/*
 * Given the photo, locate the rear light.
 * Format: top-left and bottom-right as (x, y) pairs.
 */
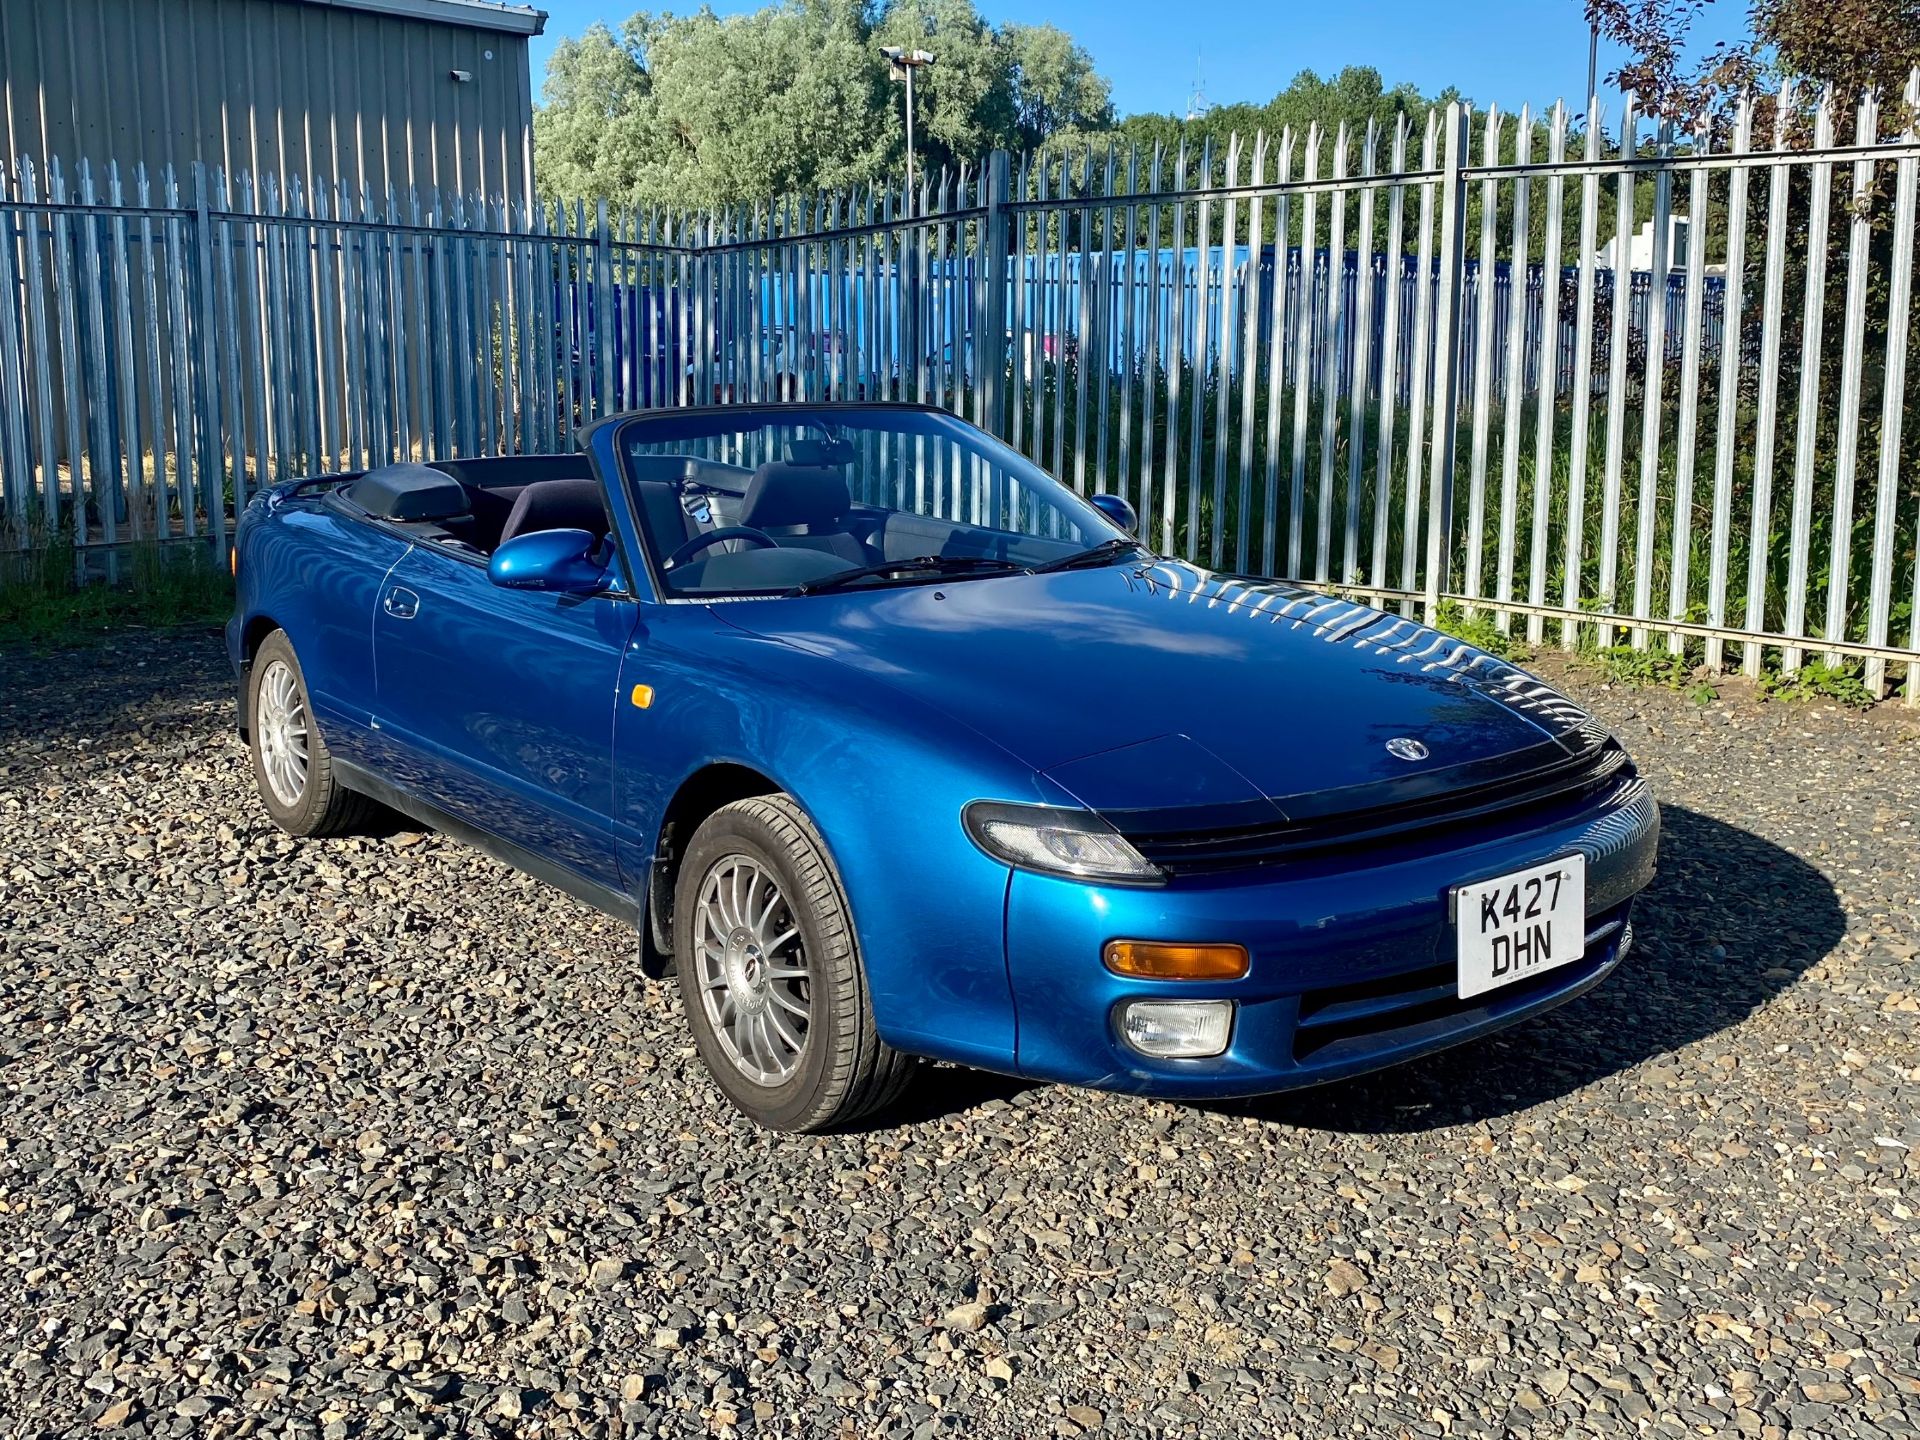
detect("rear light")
(1103, 940), (1248, 980)
(1120, 1000), (1234, 1058)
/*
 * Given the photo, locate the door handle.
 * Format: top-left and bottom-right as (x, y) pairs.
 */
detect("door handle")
(383, 586), (420, 620)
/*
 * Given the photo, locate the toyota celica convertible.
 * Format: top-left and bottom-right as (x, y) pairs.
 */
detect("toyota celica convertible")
(228, 401), (1660, 1131)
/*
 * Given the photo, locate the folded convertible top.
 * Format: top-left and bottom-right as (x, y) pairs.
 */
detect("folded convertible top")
(346, 463), (471, 522)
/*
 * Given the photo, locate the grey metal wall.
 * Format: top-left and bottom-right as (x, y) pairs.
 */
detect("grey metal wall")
(0, 0), (536, 205)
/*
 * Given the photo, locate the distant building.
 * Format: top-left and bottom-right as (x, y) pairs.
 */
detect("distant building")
(1594, 214), (1696, 275)
(0, 0), (547, 205)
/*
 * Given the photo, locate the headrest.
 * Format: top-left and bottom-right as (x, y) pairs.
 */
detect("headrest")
(499, 478), (610, 546)
(741, 462), (851, 530)
(347, 463), (470, 522)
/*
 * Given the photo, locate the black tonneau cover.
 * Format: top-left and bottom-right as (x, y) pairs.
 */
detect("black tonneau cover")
(345, 463), (470, 522)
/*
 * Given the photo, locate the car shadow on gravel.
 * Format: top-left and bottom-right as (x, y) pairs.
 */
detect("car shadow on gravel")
(0, 635), (229, 746)
(1208, 804), (1845, 1134)
(881, 1064), (1040, 1125)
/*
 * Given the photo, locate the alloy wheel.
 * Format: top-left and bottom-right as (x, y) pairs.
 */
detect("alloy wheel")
(256, 659), (310, 807)
(692, 855), (812, 1085)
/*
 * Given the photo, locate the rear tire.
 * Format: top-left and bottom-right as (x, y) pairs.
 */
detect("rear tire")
(247, 630), (377, 838)
(673, 795), (916, 1132)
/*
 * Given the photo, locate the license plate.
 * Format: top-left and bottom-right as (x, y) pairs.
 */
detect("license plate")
(1454, 855), (1587, 999)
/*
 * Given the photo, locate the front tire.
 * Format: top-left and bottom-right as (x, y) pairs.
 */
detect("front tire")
(247, 630), (376, 837)
(673, 795), (916, 1132)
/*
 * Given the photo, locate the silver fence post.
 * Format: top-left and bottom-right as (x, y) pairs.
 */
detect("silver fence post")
(0, 164), (33, 526)
(701, 213), (717, 404)
(902, 203), (922, 405)
(594, 200), (614, 420)
(192, 164), (227, 557)
(1423, 102), (1471, 616)
(981, 150), (1011, 439)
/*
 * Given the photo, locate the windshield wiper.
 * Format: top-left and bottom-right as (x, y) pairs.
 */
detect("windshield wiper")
(1028, 537), (1149, 574)
(793, 554), (1028, 596)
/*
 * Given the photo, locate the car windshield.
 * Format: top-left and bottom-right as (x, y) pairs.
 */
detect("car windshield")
(614, 405), (1135, 598)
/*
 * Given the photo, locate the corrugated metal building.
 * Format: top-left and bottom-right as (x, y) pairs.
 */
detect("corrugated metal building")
(0, 0), (547, 204)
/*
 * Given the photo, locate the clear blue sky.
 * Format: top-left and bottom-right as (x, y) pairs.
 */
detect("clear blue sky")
(525, 0), (1754, 119)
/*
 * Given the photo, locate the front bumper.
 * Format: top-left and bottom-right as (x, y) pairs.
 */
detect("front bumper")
(1006, 779), (1660, 1096)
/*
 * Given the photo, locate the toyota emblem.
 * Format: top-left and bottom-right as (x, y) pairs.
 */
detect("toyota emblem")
(1385, 737), (1429, 762)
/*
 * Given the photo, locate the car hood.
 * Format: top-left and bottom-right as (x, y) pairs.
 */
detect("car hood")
(712, 560), (1604, 822)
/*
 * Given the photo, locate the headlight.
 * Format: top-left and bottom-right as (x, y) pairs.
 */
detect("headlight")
(962, 801), (1164, 885)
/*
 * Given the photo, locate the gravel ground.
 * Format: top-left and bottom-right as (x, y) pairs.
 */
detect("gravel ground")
(3, 631), (1919, 1440)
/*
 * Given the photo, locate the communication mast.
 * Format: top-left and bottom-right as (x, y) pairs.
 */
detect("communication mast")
(1185, 54), (1210, 122)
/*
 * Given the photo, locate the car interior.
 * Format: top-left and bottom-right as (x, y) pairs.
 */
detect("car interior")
(338, 437), (1091, 595)
(339, 456), (612, 558)
(630, 436), (1094, 593)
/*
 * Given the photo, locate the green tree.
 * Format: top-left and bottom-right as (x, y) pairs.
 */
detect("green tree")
(534, 0), (1110, 208)
(533, 20), (653, 205)
(1001, 22), (1114, 150)
(1755, 0), (1920, 103)
(1057, 67), (1461, 246)
(1586, 0), (1920, 116)
(1108, 67), (1452, 166)
(870, 0), (1012, 177)
(536, 1), (894, 210)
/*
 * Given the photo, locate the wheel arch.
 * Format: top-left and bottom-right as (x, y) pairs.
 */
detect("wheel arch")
(621, 632), (1030, 1068)
(642, 761), (786, 977)
(241, 613), (284, 661)
(234, 614), (285, 740)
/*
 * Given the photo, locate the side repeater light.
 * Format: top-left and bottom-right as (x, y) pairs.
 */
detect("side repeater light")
(1103, 940), (1249, 981)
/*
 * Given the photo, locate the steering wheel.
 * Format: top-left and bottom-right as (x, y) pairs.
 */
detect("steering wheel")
(663, 526), (778, 572)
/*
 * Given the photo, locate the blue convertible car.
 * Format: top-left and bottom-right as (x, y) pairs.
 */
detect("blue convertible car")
(228, 402), (1659, 1131)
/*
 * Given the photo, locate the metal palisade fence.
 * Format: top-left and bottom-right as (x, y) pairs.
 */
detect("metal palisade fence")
(1, 78), (1917, 701)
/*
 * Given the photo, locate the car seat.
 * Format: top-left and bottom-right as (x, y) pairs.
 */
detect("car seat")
(738, 461), (875, 565)
(497, 479), (610, 546)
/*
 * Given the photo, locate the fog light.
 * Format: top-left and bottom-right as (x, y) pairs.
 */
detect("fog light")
(1119, 1000), (1234, 1059)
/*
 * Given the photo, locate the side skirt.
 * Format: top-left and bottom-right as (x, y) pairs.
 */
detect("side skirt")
(332, 758), (644, 929)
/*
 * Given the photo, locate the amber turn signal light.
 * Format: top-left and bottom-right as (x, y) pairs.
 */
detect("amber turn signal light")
(1103, 940), (1249, 981)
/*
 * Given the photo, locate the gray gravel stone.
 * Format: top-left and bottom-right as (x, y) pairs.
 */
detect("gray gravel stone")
(2, 635), (1919, 1439)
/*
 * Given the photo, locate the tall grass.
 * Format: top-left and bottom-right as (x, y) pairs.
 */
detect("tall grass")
(0, 523), (232, 647)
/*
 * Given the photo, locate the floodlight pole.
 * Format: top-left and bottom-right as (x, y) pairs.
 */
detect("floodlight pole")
(881, 46), (936, 216)
(1587, 22), (1599, 111)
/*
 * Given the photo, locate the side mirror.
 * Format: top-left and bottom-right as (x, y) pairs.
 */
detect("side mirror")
(488, 528), (609, 593)
(1089, 492), (1138, 535)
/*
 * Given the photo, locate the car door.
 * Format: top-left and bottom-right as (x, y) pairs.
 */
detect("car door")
(248, 502), (416, 766)
(369, 543), (641, 891)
